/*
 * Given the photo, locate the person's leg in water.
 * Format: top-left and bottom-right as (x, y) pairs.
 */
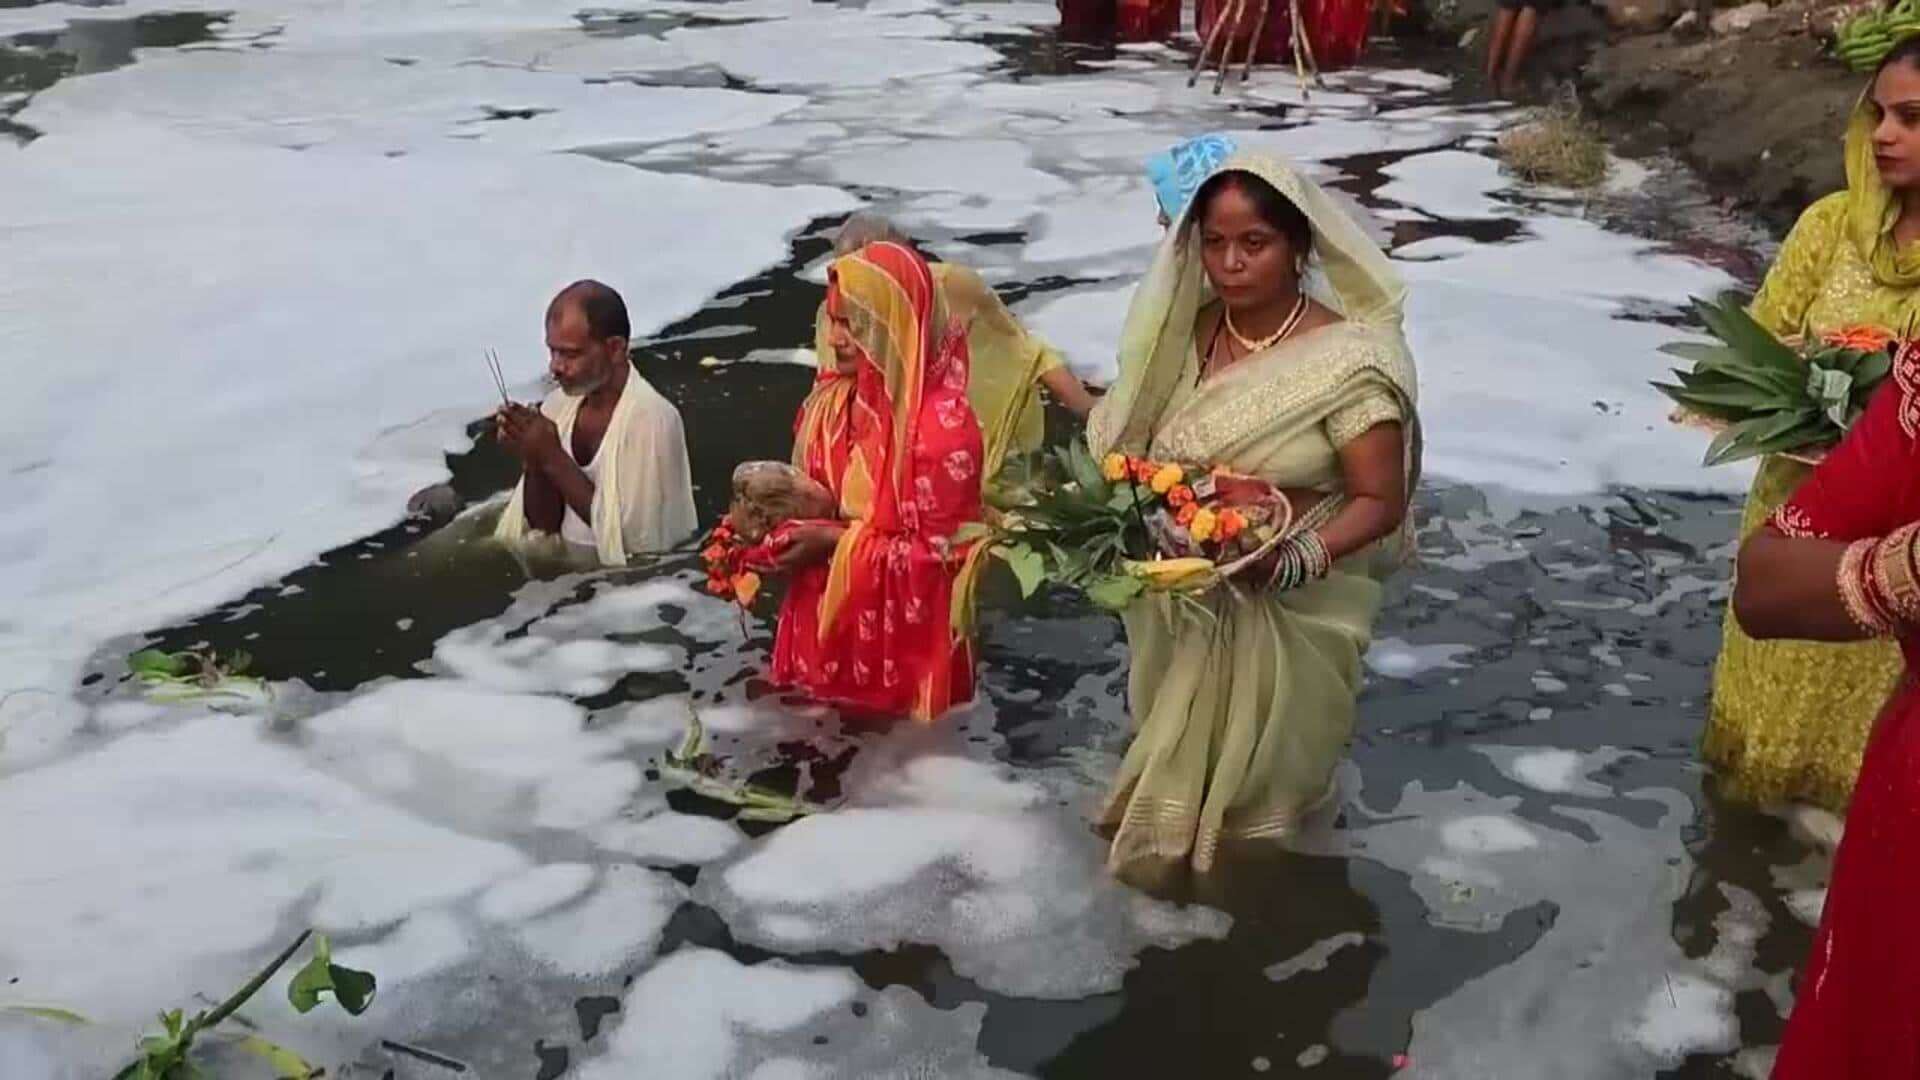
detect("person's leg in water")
(1498, 4), (1541, 95)
(1484, 6), (1517, 84)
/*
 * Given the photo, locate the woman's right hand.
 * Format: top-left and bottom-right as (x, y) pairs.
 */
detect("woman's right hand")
(769, 522), (845, 574)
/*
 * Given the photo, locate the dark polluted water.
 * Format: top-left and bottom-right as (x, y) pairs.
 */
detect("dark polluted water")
(38, 21), (1819, 1080)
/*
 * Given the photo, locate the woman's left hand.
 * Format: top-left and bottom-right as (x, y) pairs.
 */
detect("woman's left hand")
(770, 523), (845, 572)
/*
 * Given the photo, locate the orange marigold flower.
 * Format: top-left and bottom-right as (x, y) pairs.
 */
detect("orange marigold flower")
(1218, 509), (1246, 540)
(1130, 458), (1157, 483)
(1824, 325), (1896, 353)
(1167, 484), (1195, 508)
(732, 571), (762, 606)
(1175, 502), (1200, 527)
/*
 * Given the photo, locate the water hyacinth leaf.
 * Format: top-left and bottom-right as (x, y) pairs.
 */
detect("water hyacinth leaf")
(237, 1036), (317, 1079)
(1058, 444), (1108, 501)
(2, 1005), (90, 1025)
(1085, 575), (1146, 612)
(995, 544), (1047, 598)
(950, 521), (997, 547)
(288, 935), (376, 1016)
(128, 649), (188, 678)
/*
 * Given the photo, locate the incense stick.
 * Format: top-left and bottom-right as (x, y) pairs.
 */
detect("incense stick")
(484, 348), (511, 406)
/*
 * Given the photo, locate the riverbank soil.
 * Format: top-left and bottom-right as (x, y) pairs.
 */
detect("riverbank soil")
(1584, 4), (1860, 233)
(1413, 0), (1861, 233)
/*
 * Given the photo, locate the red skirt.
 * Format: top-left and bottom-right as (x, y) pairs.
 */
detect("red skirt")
(1774, 673), (1920, 1077)
(1196, 0), (1373, 68)
(1058, 0), (1178, 42)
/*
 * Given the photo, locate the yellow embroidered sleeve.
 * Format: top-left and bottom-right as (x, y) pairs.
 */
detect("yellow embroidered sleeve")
(1749, 193), (1847, 339)
(1325, 391), (1403, 448)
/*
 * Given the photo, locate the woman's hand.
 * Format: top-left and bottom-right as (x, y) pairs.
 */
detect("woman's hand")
(770, 522), (845, 573)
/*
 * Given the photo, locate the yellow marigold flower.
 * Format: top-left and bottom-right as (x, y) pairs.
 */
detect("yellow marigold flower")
(1102, 452), (1130, 481)
(1188, 507), (1218, 543)
(1149, 463), (1185, 494)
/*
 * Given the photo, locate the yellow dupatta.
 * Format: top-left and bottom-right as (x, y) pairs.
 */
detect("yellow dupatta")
(1846, 91), (1920, 290)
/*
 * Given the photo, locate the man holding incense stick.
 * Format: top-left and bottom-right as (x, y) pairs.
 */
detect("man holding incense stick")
(492, 280), (697, 565)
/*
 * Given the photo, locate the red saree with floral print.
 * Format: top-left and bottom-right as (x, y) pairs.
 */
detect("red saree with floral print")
(770, 242), (985, 723)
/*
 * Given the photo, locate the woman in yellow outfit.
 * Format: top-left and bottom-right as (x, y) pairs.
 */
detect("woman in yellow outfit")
(815, 214), (1098, 481)
(1706, 79), (1920, 810)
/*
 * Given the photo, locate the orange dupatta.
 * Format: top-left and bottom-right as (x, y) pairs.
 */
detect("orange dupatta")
(775, 242), (985, 721)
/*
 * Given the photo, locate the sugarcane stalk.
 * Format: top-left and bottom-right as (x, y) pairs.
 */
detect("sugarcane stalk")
(1214, 0), (1248, 93)
(1240, 0), (1271, 82)
(1296, 0), (1326, 87)
(1190, 0), (1235, 87)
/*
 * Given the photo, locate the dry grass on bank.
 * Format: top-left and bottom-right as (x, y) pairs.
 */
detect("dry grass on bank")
(1499, 95), (1610, 189)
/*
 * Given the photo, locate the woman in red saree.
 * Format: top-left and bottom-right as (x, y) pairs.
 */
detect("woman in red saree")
(766, 241), (985, 723)
(1734, 346), (1920, 1076)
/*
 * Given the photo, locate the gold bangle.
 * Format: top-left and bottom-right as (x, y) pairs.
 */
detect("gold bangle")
(1873, 524), (1920, 625)
(1839, 537), (1894, 636)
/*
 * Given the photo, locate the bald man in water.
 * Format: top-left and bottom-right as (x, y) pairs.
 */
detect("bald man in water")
(493, 280), (697, 565)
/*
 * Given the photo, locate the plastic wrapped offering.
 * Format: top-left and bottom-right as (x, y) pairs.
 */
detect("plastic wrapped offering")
(727, 461), (836, 543)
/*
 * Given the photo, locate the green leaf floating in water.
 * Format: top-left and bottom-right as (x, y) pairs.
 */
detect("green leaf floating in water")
(237, 1035), (318, 1079)
(1, 1004), (90, 1025)
(128, 649), (189, 678)
(288, 934), (376, 1016)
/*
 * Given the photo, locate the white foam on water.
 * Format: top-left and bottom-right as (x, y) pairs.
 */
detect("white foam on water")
(1296, 772), (1737, 1077)
(1020, 281), (1137, 385)
(1264, 932), (1367, 983)
(0, 122), (853, 704)
(662, 9), (1000, 89)
(1365, 637), (1476, 679)
(512, 863), (684, 977)
(1477, 746), (1626, 798)
(1377, 149), (1512, 221)
(1398, 219), (1750, 494)
(1439, 815), (1540, 855)
(0, 715), (526, 1026)
(701, 748), (1230, 999)
(19, 51), (804, 154)
(573, 948), (856, 1080)
(477, 863), (598, 923)
(826, 137), (1074, 201)
(1785, 888), (1827, 927)
(596, 811), (744, 865)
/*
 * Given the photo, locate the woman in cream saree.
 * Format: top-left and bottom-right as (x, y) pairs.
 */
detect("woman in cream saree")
(1087, 151), (1419, 881)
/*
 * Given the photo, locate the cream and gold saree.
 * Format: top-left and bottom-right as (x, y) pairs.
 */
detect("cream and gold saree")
(1087, 152), (1420, 881)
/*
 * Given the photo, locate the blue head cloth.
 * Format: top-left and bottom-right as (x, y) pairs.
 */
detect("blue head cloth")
(1145, 133), (1238, 221)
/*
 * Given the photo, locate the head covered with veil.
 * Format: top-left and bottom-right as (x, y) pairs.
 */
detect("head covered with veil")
(1091, 150), (1418, 491)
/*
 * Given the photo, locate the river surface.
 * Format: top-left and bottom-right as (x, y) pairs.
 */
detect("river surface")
(0, 1), (1824, 1077)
